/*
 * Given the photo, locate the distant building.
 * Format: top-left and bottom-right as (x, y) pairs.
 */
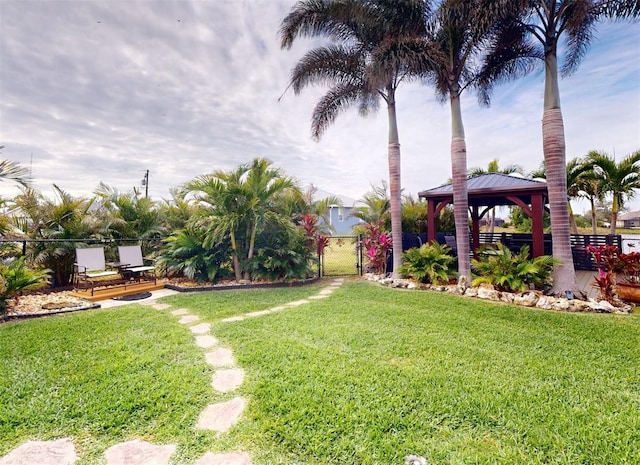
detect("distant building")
(616, 211), (640, 229)
(313, 189), (363, 235)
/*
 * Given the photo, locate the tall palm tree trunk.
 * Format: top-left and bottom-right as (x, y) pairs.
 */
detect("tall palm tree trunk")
(590, 198), (598, 235)
(387, 90), (403, 278)
(229, 230), (242, 281)
(568, 201), (578, 234)
(610, 194), (620, 235)
(450, 93), (471, 284)
(543, 54), (576, 293)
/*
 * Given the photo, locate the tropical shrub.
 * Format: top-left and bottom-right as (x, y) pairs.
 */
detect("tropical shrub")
(400, 241), (456, 285)
(471, 242), (557, 293)
(244, 225), (314, 281)
(0, 257), (50, 314)
(157, 226), (232, 283)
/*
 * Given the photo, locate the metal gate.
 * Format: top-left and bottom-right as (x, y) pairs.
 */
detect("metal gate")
(320, 235), (362, 276)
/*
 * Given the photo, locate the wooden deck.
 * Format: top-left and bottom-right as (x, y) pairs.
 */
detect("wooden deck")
(70, 281), (166, 302)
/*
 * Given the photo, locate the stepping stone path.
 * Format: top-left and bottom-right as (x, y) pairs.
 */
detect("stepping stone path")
(1, 278), (345, 465)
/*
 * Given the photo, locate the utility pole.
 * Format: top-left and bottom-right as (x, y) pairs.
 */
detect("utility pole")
(141, 170), (149, 198)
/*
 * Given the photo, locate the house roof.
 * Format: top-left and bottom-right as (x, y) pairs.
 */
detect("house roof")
(418, 173), (548, 207)
(618, 211), (640, 221)
(312, 188), (359, 208)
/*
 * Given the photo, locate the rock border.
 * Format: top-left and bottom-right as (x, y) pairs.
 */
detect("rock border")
(365, 273), (632, 314)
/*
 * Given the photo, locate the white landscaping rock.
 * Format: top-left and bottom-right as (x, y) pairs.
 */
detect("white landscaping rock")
(513, 292), (539, 307)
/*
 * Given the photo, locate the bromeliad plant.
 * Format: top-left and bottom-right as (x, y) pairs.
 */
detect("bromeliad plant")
(471, 242), (557, 293)
(400, 241), (457, 285)
(361, 220), (392, 275)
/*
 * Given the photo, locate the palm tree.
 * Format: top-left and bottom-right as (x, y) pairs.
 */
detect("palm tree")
(351, 181), (391, 226)
(587, 150), (640, 235)
(15, 185), (99, 286)
(94, 183), (165, 255)
(468, 158), (524, 233)
(186, 158), (296, 281)
(422, 0), (535, 284)
(0, 160), (30, 188)
(487, 0), (640, 292)
(279, 0), (430, 277)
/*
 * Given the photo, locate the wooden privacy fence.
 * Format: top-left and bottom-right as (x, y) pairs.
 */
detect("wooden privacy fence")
(477, 233), (622, 271)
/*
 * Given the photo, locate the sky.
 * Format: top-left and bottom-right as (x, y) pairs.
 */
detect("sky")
(1, 0), (639, 214)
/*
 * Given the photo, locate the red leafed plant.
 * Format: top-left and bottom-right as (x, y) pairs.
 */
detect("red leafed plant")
(586, 245), (618, 303)
(300, 214), (329, 256)
(361, 220), (392, 274)
(586, 244), (640, 303)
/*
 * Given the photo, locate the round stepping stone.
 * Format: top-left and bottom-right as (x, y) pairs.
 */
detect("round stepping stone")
(178, 315), (199, 325)
(104, 440), (176, 465)
(196, 335), (218, 348)
(222, 316), (245, 322)
(196, 397), (246, 432)
(152, 303), (171, 310)
(171, 308), (189, 315)
(0, 438), (77, 465)
(285, 300), (309, 307)
(204, 348), (234, 366)
(194, 451), (252, 465)
(212, 368), (245, 393)
(190, 323), (211, 334)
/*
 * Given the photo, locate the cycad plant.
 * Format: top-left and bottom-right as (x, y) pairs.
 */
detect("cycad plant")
(157, 226), (232, 284)
(400, 241), (456, 285)
(0, 257), (50, 314)
(471, 242), (558, 293)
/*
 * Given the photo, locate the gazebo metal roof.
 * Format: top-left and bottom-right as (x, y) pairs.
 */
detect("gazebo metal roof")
(418, 173), (548, 207)
(419, 173), (549, 257)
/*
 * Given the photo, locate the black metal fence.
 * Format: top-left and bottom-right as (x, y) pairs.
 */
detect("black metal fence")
(321, 235), (362, 277)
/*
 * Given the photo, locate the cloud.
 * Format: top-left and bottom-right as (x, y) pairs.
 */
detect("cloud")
(1, 0), (638, 214)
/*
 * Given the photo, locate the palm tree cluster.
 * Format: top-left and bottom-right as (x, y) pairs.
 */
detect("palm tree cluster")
(279, 0), (639, 292)
(566, 150), (640, 235)
(0, 157), (341, 289)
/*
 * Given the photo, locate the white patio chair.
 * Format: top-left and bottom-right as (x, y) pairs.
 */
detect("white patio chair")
(117, 245), (156, 283)
(74, 247), (119, 294)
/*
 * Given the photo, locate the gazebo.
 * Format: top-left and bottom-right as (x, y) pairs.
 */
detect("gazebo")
(418, 173), (548, 257)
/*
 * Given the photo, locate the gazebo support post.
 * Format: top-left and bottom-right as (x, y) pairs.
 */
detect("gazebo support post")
(531, 193), (545, 258)
(471, 205), (480, 257)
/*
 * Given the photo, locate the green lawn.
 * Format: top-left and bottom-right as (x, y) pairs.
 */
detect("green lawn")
(2, 280), (639, 464)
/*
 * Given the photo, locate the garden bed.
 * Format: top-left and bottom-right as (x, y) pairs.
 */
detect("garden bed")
(164, 276), (319, 292)
(2, 291), (99, 322)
